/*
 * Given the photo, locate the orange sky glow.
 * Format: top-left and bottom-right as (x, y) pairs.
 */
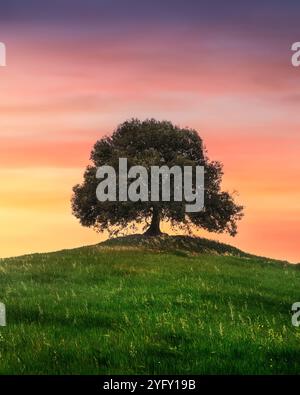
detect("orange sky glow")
(1, 14), (300, 262)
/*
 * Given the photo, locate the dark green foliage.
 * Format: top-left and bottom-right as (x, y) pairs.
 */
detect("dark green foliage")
(72, 119), (243, 236)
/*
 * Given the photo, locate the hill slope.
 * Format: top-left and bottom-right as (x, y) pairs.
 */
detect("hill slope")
(0, 236), (299, 374)
(101, 234), (277, 260)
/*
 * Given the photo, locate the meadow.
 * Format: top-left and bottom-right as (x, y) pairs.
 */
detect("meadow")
(0, 236), (299, 374)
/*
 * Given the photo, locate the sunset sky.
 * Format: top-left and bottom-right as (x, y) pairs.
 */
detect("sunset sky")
(0, 1), (300, 262)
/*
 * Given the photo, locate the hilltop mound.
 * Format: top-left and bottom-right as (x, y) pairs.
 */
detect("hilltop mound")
(0, 234), (298, 374)
(100, 234), (254, 258)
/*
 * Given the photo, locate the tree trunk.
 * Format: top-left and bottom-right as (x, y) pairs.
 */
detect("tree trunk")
(144, 206), (162, 236)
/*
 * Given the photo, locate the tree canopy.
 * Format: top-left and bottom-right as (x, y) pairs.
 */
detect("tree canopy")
(72, 119), (243, 236)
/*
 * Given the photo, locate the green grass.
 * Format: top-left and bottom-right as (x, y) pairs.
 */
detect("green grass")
(0, 235), (299, 374)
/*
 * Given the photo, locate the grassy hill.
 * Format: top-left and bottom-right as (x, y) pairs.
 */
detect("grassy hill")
(0, 235), (299, 374)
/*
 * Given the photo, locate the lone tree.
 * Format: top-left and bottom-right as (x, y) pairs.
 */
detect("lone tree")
(72, 119), (243, 237)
